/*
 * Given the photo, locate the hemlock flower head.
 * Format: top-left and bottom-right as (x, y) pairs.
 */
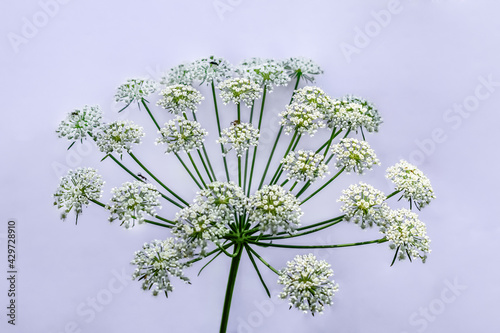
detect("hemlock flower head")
(161, 63), (195, 86)
(56, 105), (102, 142)
(281, 150), (328, 183)
(327, 95), (382, 133)
(278, 254), (338, 315)
(131, 238), (191, 297)
(156, 117), (207, 153)
(338, 182), (389, 229)
(279, 102), (325, 136)
(115, 79), (157, 105)
(238, 58), (290, 92)
(157, 84), (204, 114)
(291, 86), (334, 116)
(173, 203), (231, 256)
(248, 185), (302, 235)
(331, 138), (379, 174)
(384, 209), (431, 263)
(95, 120), (145, 156)
(218, 78), (262, 107)
(283, 57), (324, 83)
(109, 181), (161, 229)
(192, 56), (233, 85)
(54, 168), (104, 221)
(194, 181), (247, 217)
(386, 160), (435, 209)
(217, 122), (259, 157)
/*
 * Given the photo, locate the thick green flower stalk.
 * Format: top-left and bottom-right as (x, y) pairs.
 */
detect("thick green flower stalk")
(54, 56), (436, 333)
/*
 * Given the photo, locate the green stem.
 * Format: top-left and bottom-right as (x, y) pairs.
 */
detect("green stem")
(246, 245), (280, 275)
(246, 85), (267, 196)
(259, 220), (342, 241)
(108, 154), (184, 209)
(250, 238), (388, 250)
(386, 190), (401, 200)
(212, 81), (231, 182)
(258, 74), (301, 190)
(128, 152), (190, 206)
(192, 111), (217, 181)
(174, 152), (203, 190)
(243, 103), (255, 193)
(254, 216), (344, 239)
(269, 131), (300, 185)
(141, 99), (161, 131)
(300, 167), (346, 205)
(197, 149), (214, 183)
(187, 152), (208, 188)
(244, 245), (271, 297)
(219, 245), (243, 333)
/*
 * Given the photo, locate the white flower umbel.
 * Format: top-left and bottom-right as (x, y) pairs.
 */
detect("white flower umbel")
(283, 57), (324, 83)
(173, 203), (231, 256)
(386, 160), (436, 209)
(157, 84), (204, 115)
(56, 105), (102, 142)
(331, 138), (379, 174)
(291, 86), (334, 116)
(327, 95), (382, 133)
(281, 150), (328, 183)
(218, 78), (262, 107)
(131, 238), (191, 297)
(161, 63), (195, 86)
(278, 254), (338, 315)
(194, 181), (248, 217)
(338, 182), (389, 229)
(115, 79), (157, 105)
(192, 56), (233, 85)
(54, 168), (104, 221)
(156, 117), (207, 154)
(217, 122), (259, 157)
(280, 102), (325, 136)
(238, 58), (290, 92)
(95, 120), (144, 156)
(384, 209), (431, 263)
(248, 185), (302, 235)
(109, 181), (161, 229)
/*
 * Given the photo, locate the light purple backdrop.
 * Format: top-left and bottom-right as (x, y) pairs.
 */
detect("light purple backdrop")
(1, 0), (499, 332)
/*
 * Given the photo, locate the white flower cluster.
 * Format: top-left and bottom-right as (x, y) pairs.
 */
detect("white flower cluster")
(338, 182), (389, 229)
(278, 254), (338, 315)
(56, 105), (102, 142)
(281, 150), (328, 183)
(95, 121), (144, 156)
(217, 122), (260, 157)
(218, 78), (262, 107)
(53, 168), (104, 221)
(248, 185), (302, 235)
(327, 95), (382, 133)
(115, 78), (157, 105)
(108, 181), (161, 229)
(331, 138), (379, 174)
(194, 181), (247, 217)
(173, 203), (231, 256)
(291, 86), (334, 115)
(279, 102), (325, 135)
(238, 58), (290, 92)
(384, 209), (431, 263)
(283, 57), (324, 83)
(161, 63), (195, 86)
(386, 160), (436, 209)
(156, 117), (207, 153)
(192, 56), (233, 85)
(157, 84), (204, 114)
(131, 238), (191, 296)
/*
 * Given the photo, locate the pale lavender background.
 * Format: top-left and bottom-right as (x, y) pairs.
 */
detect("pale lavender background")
(1, 0), (499, 332)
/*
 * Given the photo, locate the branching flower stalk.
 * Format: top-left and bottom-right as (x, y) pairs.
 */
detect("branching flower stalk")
(54, 56), (436, 333)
